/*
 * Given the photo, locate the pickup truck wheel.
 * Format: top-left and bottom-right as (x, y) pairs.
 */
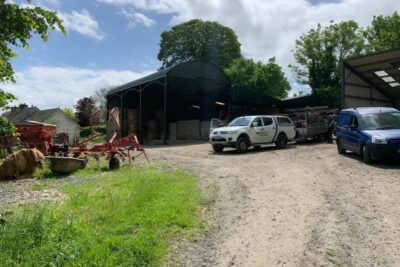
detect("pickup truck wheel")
(275, 134), (288, 149)
(236, 137), (249, 153)
(362, 145), (372, 163)
(337, 139), (346, 154)
(212, 144), (224, 153)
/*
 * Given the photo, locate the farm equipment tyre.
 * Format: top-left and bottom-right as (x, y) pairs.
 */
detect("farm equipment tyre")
(80, 158), (88, 169)
(109, 157), (120, 170)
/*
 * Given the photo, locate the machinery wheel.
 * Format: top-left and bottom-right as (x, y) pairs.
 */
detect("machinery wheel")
(362, 145), (372, 163)
(79, 158), (88, 169)
(212, 144), (224, 153)
(275, 134), (288, 149)
(109, 157), (120, 170)
(236, 137), (249, 153)
(337, 139), (346, 154)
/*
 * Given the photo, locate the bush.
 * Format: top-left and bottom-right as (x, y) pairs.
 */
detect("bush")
(80, 125), (107, 138)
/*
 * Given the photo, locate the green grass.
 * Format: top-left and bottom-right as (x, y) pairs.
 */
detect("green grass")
(0, 164), (203, 267)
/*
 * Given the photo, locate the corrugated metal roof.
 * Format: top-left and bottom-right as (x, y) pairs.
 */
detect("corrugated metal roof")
(106, 60), (231, 97)
(344, 48), (400, 99)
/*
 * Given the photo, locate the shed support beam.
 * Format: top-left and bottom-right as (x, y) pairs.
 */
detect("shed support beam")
(139, 85), (142, 143)
(164, 77), (167, 144)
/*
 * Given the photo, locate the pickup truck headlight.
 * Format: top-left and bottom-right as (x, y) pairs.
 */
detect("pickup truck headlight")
(223, 130), (237, 134)
(371, 136), (387, 144)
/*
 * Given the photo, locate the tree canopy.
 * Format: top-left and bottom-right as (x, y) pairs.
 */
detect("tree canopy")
(290, 21), (365, 107)
(365, 12), (400, 53)
(0, 0), (65, 83)
(225, 57), (291, 99)
(158, 19), (242, 70)
(74, 97), (99, 127)
(0, 0), (64, 136)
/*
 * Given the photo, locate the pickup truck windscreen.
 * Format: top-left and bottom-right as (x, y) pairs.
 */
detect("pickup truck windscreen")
(361, 112), (400, 130)
(229, 117), (252, 126)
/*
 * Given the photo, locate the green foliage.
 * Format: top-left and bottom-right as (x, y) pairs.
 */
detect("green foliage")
(225, 57), (291, 99)
(0, 164), (202, 266)
(158, 19), (242, 69)
(80, 124), (107, 138)
(74, 97), (98, 127)
(61, 108), (76, 121)
(290, 21), (365, 108)
(0, 0), (65, 83)
(0, 90), (17, 139)
(365, 12), (400, 53)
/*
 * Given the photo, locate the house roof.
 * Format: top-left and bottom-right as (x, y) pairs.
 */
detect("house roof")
(3, 107), (65, 124)
(3, 107), (40, 122)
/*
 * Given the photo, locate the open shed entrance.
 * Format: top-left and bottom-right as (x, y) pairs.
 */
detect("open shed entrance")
(106, 60), (230, 144)
(343, 48), (400, 109)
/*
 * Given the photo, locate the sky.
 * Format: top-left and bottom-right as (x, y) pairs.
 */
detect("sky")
(4, 0), (400, 109)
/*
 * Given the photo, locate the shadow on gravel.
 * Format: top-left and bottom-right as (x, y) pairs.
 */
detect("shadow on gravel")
(341, 152), (400, 169)
(209, 144), (296, 156)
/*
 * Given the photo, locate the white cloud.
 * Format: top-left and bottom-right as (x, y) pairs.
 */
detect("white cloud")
(120, 8), (156, 29)
(97, 0), (400, 94)
(60, 9), (105, 41)
(4, 66), (152, 109)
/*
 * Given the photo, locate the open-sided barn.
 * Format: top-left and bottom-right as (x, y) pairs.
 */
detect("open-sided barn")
(343, 48), (400, 109)
(106, 60), (282, 143)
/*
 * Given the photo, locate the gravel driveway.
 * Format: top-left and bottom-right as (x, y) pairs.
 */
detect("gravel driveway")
(145, 141), (400, 267)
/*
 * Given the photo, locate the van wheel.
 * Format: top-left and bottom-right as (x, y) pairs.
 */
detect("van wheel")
(337, 139), (346, 154)
(236, 137), (249, 153)
(212, 144), (224, 153)
(275, 134), (288, 149)
(362, 145), (372, 163)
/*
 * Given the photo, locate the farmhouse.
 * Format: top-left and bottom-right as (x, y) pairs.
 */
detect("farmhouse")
(3, 104), (80, 144)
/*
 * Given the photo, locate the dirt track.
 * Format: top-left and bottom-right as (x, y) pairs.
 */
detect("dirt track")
(146, 141), (400, 267)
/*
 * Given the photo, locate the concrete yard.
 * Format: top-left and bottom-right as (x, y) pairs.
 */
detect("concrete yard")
(145, 141), (400, 267)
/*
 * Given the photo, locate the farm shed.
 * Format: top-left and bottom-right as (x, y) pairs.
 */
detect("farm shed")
(106, 60), (283, 144)
(343, 48), (400, 109)
(106, 60), (231, 143)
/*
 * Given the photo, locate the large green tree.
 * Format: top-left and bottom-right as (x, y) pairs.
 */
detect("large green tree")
(74, 97), (98, 127)
(365, 12), (400, 53)
(0, 0), (65, 83)
(0, 0), (65, 136)
(290, 21), (365, 107)
(158, 19), (242, 69)
(225, 57), (291, 99)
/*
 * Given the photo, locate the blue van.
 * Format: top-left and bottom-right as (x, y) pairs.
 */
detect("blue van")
(336, 107), (400, 163)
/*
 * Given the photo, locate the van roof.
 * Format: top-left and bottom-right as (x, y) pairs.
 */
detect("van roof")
(341, 107), (399, 115)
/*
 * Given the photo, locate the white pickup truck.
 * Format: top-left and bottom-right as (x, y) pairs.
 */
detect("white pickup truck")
(209, 115), (296, 153)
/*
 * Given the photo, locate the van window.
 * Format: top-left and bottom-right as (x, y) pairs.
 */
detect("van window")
(338, 113), (351, 127)
(262, 117), (273, 126)
(350, 115), (359, 128)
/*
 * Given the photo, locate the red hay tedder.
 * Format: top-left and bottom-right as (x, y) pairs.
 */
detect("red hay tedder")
(69, 107), (149, 170)
(9, 108), (148, 172)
